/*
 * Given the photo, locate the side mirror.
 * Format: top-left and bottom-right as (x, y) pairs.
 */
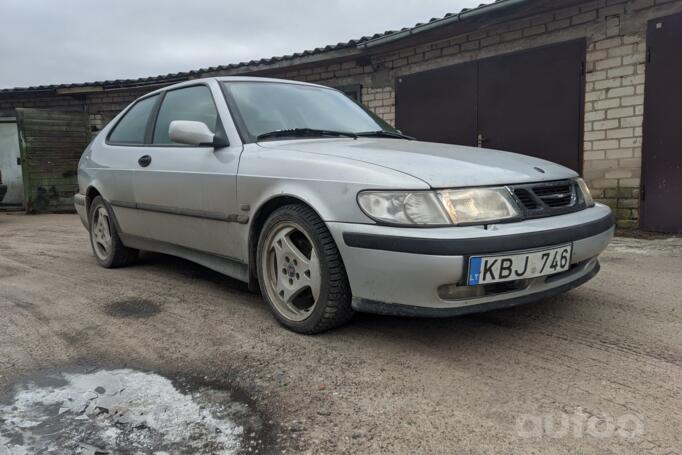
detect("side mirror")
(169, 120), (227, 147)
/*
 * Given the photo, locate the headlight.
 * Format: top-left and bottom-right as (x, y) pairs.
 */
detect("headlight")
(357, 187), (521, 226)
(575, 178), (595, 207)
(438, 187), (520, 225)
(357, 191), (451, 225)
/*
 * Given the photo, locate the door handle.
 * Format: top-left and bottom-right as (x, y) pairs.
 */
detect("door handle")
(138, 155), (152, 167)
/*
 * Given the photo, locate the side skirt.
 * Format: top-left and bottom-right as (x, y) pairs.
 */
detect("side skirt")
(119, 233), (249, 283)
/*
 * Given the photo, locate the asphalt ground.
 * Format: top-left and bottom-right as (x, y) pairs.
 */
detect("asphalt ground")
(0, 213), (680, 454)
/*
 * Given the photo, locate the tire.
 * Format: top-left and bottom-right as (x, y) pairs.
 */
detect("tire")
(256, 204), (354, 334)
(88, 196), (138, 268)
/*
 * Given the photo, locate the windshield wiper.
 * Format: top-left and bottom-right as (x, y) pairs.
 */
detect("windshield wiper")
(256, 128), (358, 141)
(356, 130), (414, 140)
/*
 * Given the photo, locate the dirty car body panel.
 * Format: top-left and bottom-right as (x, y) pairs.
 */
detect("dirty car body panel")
(76, 76), (613, 324)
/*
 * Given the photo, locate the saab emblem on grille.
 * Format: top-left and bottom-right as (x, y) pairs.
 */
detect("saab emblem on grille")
(542, 191), (570, 199)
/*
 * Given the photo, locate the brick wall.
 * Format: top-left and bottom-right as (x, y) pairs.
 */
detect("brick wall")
(0, 93), (83, 118)
(583, 33), (646, 228)
(0, 86), (168, 129)
(362, 87), (396, 126)
(84, 87), (158, 133)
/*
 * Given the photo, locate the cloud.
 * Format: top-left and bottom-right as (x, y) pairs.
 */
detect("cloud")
(0, 0), (481, 88)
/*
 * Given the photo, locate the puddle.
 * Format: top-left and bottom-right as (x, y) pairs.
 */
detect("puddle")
(0, 369), (270, 454)
(104, 299), (161, 319)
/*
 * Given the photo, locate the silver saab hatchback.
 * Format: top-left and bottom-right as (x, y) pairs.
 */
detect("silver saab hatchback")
(75, 76), (614, 334)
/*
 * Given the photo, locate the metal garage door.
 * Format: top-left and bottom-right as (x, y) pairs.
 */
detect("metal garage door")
(0, 119), (24, 206)
(477, 40), (585, 171)
(641, 13), (682, 234)
(396, 39), (585, 172)
(395, 62), (477, 146)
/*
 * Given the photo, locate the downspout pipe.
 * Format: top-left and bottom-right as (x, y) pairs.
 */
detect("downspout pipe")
(357, 0), (530, 49)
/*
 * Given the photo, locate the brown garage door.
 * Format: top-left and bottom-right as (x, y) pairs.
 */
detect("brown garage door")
(396, 39), (585, 172)
(641, 13), (682, 234)
(395, 62), (477, 146)
(477, 40), (585, 171)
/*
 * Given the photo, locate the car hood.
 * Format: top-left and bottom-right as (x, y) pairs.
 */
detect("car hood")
(258, 138), (578, 188)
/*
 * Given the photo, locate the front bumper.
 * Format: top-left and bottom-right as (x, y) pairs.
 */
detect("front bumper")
(327, 203), (614, 316)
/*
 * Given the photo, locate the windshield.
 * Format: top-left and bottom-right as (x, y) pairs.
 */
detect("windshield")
(222, 81), (398, 142)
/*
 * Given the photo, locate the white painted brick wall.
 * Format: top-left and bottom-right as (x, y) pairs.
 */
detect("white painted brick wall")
(362, 87), (395, 126)
(583, 31), (646, 227)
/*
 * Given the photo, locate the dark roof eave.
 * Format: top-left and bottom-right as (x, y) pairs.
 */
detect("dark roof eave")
(357, 0), (529, 49)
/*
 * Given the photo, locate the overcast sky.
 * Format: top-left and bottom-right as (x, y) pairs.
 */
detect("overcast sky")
(0, 0), (483, 89)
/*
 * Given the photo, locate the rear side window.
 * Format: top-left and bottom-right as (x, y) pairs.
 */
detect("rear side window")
(153, 85), (218, 145)
(108, 95), (158, 144)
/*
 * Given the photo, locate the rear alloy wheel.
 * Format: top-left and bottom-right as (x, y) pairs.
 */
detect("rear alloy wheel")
(91, 205), (113, 261)
(88, 196), (138, 268)
(257, 204), (353, 334)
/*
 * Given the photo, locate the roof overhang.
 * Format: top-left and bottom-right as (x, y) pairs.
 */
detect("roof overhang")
(357, 0), (530, 49)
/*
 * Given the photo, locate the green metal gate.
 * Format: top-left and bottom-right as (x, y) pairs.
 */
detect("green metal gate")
(15, 108), (90, 213)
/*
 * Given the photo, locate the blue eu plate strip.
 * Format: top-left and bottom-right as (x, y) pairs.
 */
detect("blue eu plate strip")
(468, 257), (482, 286)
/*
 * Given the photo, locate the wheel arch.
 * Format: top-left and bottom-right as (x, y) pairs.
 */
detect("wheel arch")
(247, 194), (327, 292)
(85, 185), (102, 214)
(84, 185), (125, 236)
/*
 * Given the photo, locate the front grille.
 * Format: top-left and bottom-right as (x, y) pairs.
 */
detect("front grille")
(512, 188), (539, 210)
(532, 183), (573, 207)
(510, 180), (583, 218)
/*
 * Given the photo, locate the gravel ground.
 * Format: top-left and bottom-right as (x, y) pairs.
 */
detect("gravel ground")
(0, 213), (680, 454)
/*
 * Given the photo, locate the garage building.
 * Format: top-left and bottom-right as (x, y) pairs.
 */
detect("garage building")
(0, 0), (681, 233)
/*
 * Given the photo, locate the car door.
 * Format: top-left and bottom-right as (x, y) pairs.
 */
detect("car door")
(99, 94), (160, 236)
(132, 82), (244, 260)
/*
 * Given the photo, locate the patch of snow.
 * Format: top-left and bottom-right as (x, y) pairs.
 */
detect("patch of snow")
(0, 369), (244, 454)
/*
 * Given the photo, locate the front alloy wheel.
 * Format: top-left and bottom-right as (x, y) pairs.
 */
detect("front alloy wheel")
(257, 204), (353, 333)
(262, 222), (322, 321)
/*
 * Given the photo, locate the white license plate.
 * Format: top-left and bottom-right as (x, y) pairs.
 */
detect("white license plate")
(467, 244), (572, 286)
